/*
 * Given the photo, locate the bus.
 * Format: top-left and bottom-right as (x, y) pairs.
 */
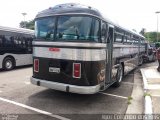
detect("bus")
(142, 42), (156, 62)
(0, 26), (34, 70)
(31, 3), (146, 94)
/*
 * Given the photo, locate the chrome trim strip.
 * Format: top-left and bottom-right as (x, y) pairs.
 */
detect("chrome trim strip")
(31, 77), (100, 94)
(113, 43), (145, 48)
(33, 41), (145, 49)
(32, 41), (106, 48)
(33, 47), (106, 61)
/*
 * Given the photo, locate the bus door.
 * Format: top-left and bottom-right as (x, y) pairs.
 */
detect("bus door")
(104, 25), (114, 88)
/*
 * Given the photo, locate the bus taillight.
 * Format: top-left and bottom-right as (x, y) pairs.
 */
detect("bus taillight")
(73, 63), (81, 78)
(34, 59), (39, 72)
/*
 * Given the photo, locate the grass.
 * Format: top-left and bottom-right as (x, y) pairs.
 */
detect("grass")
(144, 93), (151, 97)
(127, 96), (133, 105)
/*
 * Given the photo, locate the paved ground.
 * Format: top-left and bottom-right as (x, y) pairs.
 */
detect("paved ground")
(0, 65), (143, 120)
(140, 61), (160, 116)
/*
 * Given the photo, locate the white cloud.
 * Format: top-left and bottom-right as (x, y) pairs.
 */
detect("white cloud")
(0, 0), (159, 32)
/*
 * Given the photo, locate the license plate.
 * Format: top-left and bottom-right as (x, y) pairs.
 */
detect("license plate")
(49, 67), (60, 73)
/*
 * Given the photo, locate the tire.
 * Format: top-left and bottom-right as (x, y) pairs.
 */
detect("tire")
(3, 57), (15, 70)
(113, 64), (123, 87)
(138, 56), (143, 66)
(152, 54), (156, 62)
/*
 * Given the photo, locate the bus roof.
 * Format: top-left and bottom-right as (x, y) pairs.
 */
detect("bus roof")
(35, 3), (102, 19)
(35, 3), (145, 39)
(0, 26), (34, 35)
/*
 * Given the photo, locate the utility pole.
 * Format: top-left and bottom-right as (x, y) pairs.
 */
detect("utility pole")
(22, 12), (27, 28)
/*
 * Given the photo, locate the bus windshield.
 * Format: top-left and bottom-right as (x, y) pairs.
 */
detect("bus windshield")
(35, 16), (100, 42)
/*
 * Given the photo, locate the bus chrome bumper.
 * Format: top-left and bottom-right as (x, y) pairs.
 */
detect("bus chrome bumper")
(31, 77), (100, 94)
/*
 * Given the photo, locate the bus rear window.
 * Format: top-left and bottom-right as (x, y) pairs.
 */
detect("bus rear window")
(56, 16), (100, 42)
(35, 16), (100, 42)
(35, 17), (55, 40)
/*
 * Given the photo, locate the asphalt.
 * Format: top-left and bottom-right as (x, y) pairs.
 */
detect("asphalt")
(0, 66), (135, 120)
(140, 61), (160, 117)
(1, 62), (159, 120)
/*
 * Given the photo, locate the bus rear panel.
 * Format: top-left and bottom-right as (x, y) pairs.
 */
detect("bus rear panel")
(31, 43), (106, 94)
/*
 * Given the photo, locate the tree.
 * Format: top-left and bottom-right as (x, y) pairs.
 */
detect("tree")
(144, 32), (160, 43)
(19, 20), (34, 30)
(139, 28), (146, 36)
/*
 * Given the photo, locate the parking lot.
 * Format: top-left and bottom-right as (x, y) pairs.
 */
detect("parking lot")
(0, 66), (143, 120)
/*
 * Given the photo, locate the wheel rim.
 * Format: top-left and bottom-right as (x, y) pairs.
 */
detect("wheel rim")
(153, 55), (156, 61)
(5, 60), (13, 69)
(117, 66), (123, 82)
(139, 57), (143, 64)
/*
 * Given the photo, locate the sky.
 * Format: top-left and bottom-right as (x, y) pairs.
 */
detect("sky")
(0, 0), (160, 32)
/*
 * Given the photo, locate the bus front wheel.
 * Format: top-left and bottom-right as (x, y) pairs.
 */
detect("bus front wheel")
(3, 57), (15, 70)
(113, 64), (123, 87)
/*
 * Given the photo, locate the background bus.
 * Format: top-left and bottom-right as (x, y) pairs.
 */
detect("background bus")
(142, 42), (156, 62)
(31, 3), (146, 94)
(0, 26), (34, 70)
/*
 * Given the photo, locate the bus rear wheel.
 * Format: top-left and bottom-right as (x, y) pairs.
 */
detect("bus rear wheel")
(3, 57), (15, 70)
(113, 64), (123, 87)
(152, 53), (156, 62)
(138, 56), (143, 66)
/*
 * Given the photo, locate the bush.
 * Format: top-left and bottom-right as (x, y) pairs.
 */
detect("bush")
(155, 42), (160, 48)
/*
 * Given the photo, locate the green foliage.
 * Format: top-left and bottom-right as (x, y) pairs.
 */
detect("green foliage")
(127, 101), (131, 105)
(128, 96), (133, 100)
(139, 28), (146, 36)
(127, 96), (133, 105)
(144, 93), (151, 97)
(155, 42), (160, 48)
(144, 32), (160, 43)
(19, 20), (34, 30)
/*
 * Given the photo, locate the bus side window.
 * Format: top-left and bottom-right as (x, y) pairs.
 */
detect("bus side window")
(92, 18), (100, 42)
(17, 37), (22, 47)
(134, 39), (139, 44)
(115, 34), (123, 42)
(26, 37), (32, 53)
(0, 35), (3, 47)
(14, 36), (19, 45)
(4, 35), (14, 47)
(101, 22), (107, 43)
(123, 36), (127, 43)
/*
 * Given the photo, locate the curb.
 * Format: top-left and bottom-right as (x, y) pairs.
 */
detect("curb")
(140, 69), (148, 90)
(125, 69), (144, 115)
(140, 69), (153, 120)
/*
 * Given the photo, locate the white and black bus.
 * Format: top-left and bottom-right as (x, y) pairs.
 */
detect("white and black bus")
(0, 26), (34, 70)
(31, 3), (146, 94)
